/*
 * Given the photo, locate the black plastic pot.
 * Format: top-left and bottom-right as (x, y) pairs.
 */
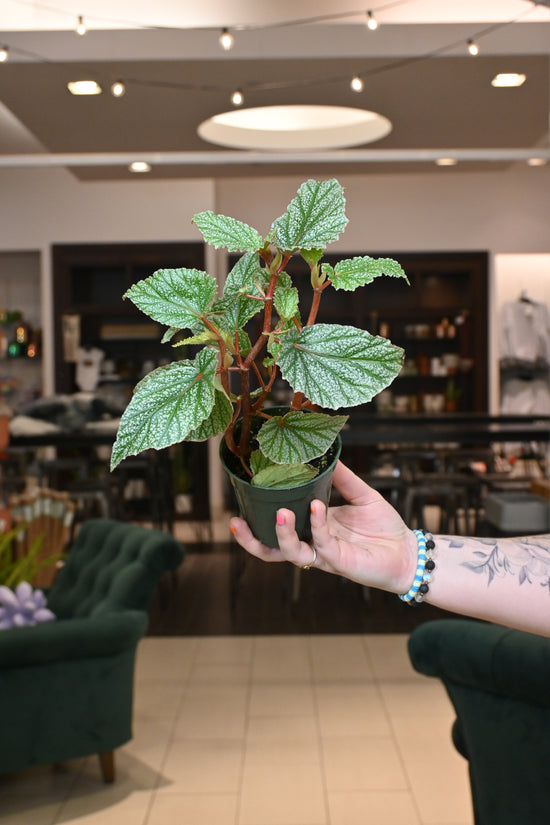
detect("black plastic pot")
(220, 409), (341, 548)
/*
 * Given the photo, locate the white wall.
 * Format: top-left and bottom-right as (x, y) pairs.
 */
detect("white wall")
(216, 168), (550, 253)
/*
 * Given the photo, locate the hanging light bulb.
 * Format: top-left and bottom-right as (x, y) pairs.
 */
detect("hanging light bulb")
(0, 46), (8, 63)
(231, 89), (244, 106)
(467, 39), (479, 56)
(350, 75), (364, 93)
(76, 16), (87, 36)
(111, 80), (126, 97)
(219, 28), (234, 51)
(366, 11), (378, 31)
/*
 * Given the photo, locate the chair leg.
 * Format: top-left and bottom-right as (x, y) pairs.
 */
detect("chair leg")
(98, 750), (115, 782)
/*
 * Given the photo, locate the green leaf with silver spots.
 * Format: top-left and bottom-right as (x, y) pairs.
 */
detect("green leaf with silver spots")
(110, 348), (218, 469)
(278, 324), (404, 409)
(192, 211), (263, 252)
(274, 286), (299, 321)
(125, 268), (217, 330)
(251, 462), (318, 488)
(256, 411), (348, 465)
(271, 179), (348, 251)
(187, 389), (232, 441)
(330, 256), (409, 291)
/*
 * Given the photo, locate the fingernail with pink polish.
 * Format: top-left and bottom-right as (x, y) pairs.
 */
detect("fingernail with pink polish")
(276, 512), (285, 526)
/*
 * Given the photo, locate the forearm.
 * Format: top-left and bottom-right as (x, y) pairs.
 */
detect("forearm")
(424, 533), (550, 636)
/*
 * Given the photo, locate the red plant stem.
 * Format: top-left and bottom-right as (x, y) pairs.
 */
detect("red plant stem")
(201, 316), (231, 396)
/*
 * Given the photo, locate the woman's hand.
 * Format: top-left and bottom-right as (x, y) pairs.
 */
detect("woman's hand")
(230, 461), (419, 594)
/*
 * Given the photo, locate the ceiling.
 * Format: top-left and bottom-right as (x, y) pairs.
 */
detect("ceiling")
(0, 1), (549, 180)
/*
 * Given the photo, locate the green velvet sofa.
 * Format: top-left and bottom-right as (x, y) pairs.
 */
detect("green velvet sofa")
(409, 618), (550, 825)
(0, 517), (184, 781)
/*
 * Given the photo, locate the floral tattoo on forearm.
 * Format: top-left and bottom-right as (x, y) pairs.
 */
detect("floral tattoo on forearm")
(442, 536), (550, 591)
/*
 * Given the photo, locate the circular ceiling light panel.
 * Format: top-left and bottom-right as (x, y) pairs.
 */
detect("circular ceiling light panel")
(198, 104), (392, 151)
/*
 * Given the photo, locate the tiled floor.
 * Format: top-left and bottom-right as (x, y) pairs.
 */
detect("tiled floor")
(0, 634), (474, 825)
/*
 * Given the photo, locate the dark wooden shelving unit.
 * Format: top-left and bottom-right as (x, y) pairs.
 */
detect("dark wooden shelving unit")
(51, 241), (209, 525)
(280, 249), (489, 414)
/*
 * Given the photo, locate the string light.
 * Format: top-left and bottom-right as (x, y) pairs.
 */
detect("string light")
(76, 16), (87, 36)
(0, 46), (8, 63)
(350, 75), (364, 92)
(129, 161), (151, 173)
(111, 80), (126, 97)
(231, 89), (244, 106)
(467, 39), (479, 56)
(366, 11), (378, 31)
(219, 28), (234, 51)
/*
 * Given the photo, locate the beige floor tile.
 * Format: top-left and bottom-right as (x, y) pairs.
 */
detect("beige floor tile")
(135, 637), (197, 682)
(249, 682), (316, 718)
(322, 735), (409, 791)
(124, 717), (177, 773)
(55, 789), (152, 825)
(147, 791), (239, 825)
(252, 636), (312, 682)
(308, 635), (375, 682)
(244, 715), (321, 766)
(239, 761), (327, 825)
(315, 683), (392, 737)
(363, 634), (424, 682)
(328, 790), (421, 825)
(132, 680), (186, 720)
(393, 719), (473, 825)
(0, 764), (78, 825)
(174, 683), (248, 739)
(378, 678), (454, 719)
(160, 739), (244, 794)
(188, 661), (251, 684)
(195, 636), (253, 665)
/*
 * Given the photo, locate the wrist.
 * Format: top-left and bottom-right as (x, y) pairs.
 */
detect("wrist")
(399, 529), (436, 604)
(396, 528), (421, 594)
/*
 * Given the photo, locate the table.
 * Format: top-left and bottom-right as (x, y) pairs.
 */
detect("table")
(340, 413), (550, 447)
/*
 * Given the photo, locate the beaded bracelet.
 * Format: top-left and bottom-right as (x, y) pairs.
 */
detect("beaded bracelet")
(399, 529), (435, 605)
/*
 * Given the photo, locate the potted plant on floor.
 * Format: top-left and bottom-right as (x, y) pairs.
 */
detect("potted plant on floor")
(111, 179), (408, 544)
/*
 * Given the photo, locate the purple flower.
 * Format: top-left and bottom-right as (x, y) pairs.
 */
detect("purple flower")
(0, 582), (56, 629)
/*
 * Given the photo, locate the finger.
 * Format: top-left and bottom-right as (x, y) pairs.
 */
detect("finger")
(332, 461), (386, 506)
(275, 509), (318, 569)
(229, 517), (284, 563)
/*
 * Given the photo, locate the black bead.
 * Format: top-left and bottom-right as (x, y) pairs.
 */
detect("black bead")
(425, 559), (435, 571)
(426, 539), (435, 550)
(419, 583), (429, 594)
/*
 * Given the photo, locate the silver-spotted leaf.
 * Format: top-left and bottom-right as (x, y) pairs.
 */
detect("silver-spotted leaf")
(251, 462), (318, 488)
(271, 179), (348, 251)
(278, 324), (404, 409)
(187, 389), (232, 441)
(330, 256), (409, 291)
(274, 286), (299, 321)
(193, 211), (263, 252)
(110, 348), (218, 469)
(257, 410), (347, 465)
(125, 268), (217, 330)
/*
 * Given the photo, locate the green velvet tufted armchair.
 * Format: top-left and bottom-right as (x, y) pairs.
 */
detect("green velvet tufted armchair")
(0, 517), (184, 782)
(408, 619), (550, 825)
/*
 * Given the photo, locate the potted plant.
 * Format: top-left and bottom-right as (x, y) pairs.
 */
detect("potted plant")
(111, 179), (408, 544)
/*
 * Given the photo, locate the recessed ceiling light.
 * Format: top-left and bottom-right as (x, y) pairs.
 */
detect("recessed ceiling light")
(527, 157), (547, 167)
(198, 105), (392, 151)
(435, 157), (458, 166)
(67, 80), (102, 96)
(129, 161), (151, 173)
(491, 73), (526, 88)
